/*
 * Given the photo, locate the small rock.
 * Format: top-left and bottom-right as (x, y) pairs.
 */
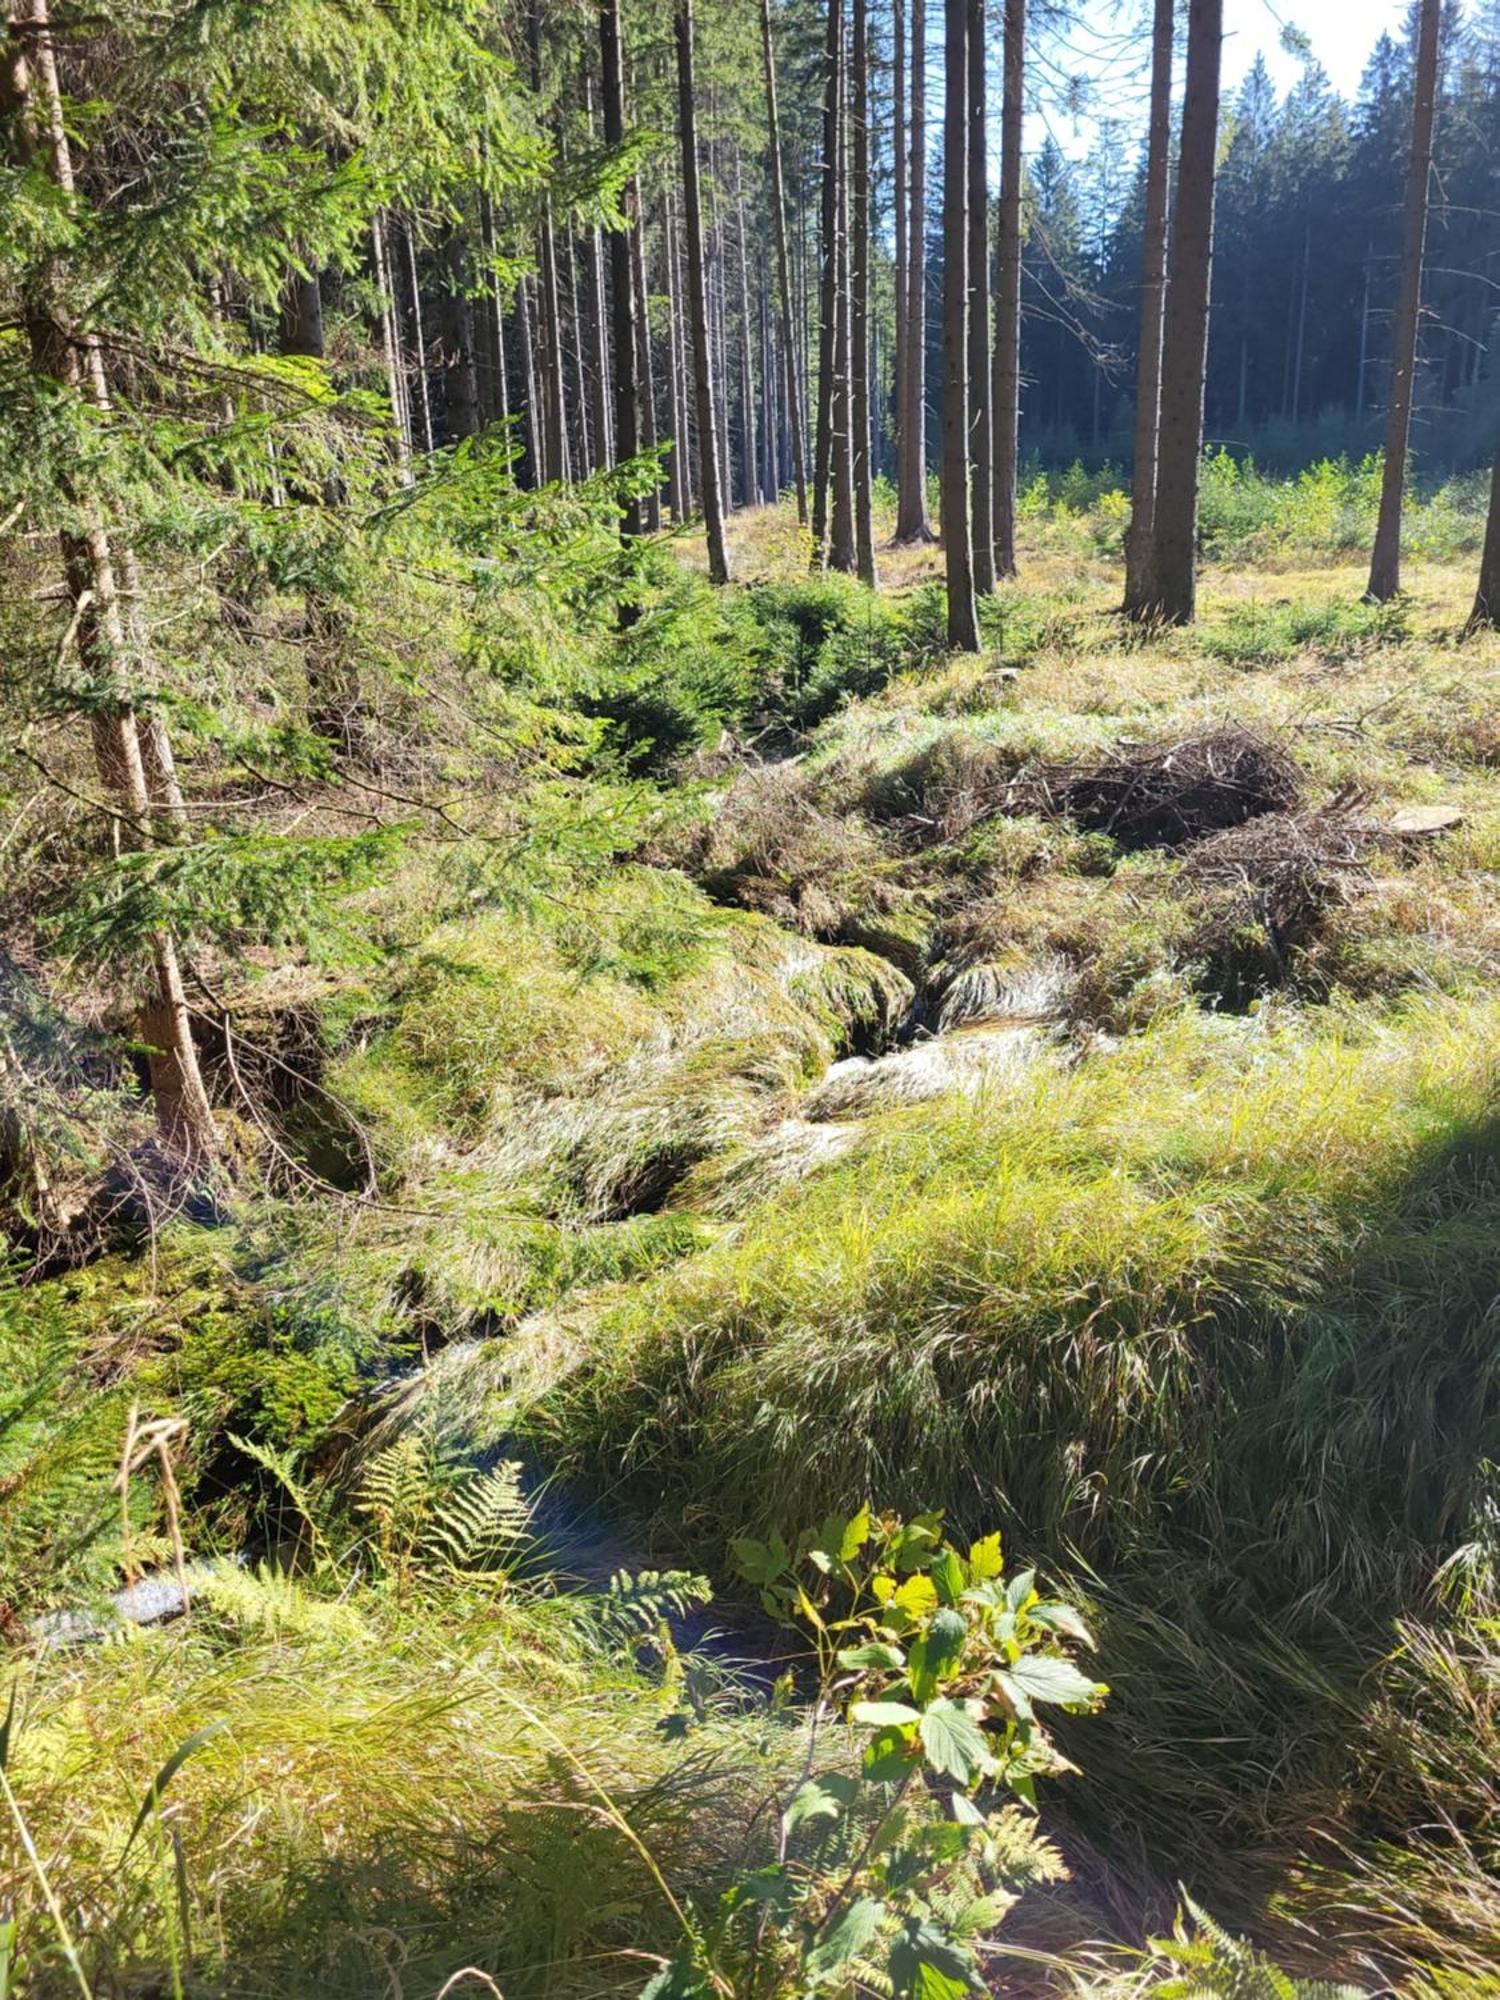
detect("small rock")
(1389, 805), (1464, 836)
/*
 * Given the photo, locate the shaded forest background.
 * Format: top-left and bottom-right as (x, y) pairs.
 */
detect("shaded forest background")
(387, 0), (1500, 497)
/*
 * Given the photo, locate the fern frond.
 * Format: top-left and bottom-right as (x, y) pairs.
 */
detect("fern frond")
(597, 1567), (713, 1640)
(428, 1460), (531, 1575)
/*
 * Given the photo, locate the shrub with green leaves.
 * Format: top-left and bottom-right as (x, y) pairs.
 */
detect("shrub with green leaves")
(645, 1507), (1104, 2000)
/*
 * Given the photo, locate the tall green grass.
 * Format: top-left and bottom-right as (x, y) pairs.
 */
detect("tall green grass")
(530, 996), (1500, 1929)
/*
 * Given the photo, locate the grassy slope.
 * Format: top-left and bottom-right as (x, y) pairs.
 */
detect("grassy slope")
(10, 497), (1500, 1994)
(528, 517), (1500, 1979)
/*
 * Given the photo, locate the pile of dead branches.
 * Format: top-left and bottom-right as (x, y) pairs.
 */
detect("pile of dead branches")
(1184, 809), (1374, 937)
(1051, 726), (1305, 850)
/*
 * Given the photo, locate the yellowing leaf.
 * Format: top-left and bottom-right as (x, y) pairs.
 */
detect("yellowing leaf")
(894, 1574), (938, 1620)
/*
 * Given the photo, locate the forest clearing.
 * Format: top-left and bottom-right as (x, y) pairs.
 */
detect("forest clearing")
(3, 0), (1500, 1994)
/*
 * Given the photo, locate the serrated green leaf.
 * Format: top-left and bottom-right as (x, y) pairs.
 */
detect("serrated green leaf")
(1006, 1654), (1107, 1708)
(851, 1699), (921, 1728)
(887, 1919), (981, 2000)
(1029, 1601), (1096, 1649)
(839, 1640), (907, 1671)
(931, 1546), (966, 1605)
(727, 1863), (793, 1913)
(806, 1896), (885, 1981)
(839, 1502), (873, 1561)
(731, 1533), (787, 1587)
(640, 1944), (714, 2000)
(966, 1532), (1003, 1581)
(864, 1723), (919, 1782)
(782, 1772), (860, 1836)
(917, 1699), (990, 1784)
(1005, 1568), (1036, 1612)
(908, 1607), (967, 1702)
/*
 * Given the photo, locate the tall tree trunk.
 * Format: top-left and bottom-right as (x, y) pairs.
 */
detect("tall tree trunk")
(735, 173), (761, 508)
(1468, 445), (1500, 630)
(761, 0), (810, 523)
(601, 0), (642, 544)
(675, 0), (732, 584)
(401, 219), (436, 455)
(1367, 0), (1441, 602)
(1357, 240), (1372, 417)
(566, 232), (592, 475)
(893, 0), (909, 502)
(850, 0), (876, 582)
(583, 73), (614, 473)
(966, 0), (994, 594)
(663, 186), (691, 520)
(536, 209), (568, 481)
(990, 0), (1024, 578)
(3, 0), (215, 1163)
(761, 267), (780, 498)
(630, 188), (662, 533)
(371, 213), (414, 477)
(829, 16), (857, 574)
(277, 256), (358, 749)
(517, 271), (543, 486)
(896, 0), (933, 541)
(1122, 0), (1172, 614)
(813, 0), (843, 560)
(279, 268), (324, 359)
(438, 232), (482, 442)
(942, 0), (980, 648)
(1134, 0), (1223, 627)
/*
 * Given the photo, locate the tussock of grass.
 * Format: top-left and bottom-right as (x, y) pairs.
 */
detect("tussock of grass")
(2, 1576), (774, 1998)
(538, 998), (1500, 1575)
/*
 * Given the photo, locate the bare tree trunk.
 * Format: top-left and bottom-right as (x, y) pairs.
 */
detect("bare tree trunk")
(813, 0), (843, 560)
(565, 232), (592, 474)
(601, 0), (642, 544)
(401, 218), (436, 455)
(630, 190), (663, 532)
(675, 0), (732, 583)
(1368, 0), (1441, 602)
(896, 0), (933, 541)
(663, 186), (691, 520)
(966, 0), (994, 594)
(735, 170), (761, 508)
(851, 0), (876, 581)
(1122, 0), (1172, 615)
(1357, 240), (1372, 416)
(893, 0), (909, 503)
(279, 268), (324, 359)
(536, 209), (569, 481)
(942, 0), (980, 648)
(761, 267), (780, 498)
(480, 190), (511, 434)
(517, 271), (543, 486)
(437, 232), (481, 442)
(277, 255), (359, 750)
(372, 213), (414, 476)
(1134, 0), (1223, 626)
(762, 0), (810, 523)
(991, 0), (1024, 578)
(3, 0), (215, 1163)
(829, 15), (857, 574)
(1468, 445), (1500, 630)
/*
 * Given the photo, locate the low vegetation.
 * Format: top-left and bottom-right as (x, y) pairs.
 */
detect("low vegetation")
(5, 483), (1500, 1997)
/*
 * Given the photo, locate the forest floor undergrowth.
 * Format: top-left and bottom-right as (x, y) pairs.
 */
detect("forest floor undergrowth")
(6, 500), (1500, 1997)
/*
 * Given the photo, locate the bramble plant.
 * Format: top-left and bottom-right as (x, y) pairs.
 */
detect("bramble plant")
(644, 1507), (1107, 2000)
